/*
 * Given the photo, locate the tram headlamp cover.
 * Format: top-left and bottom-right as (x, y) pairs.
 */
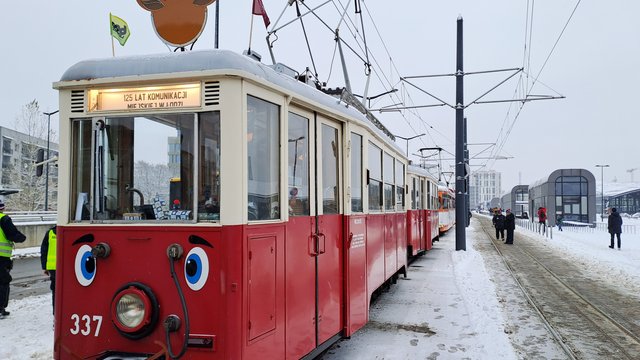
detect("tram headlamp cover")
(116, 293), (146, 328)
(112, 286), (152, 333)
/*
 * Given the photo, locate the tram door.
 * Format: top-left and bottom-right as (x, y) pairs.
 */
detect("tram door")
(315, 119), (344, 345)
(285, 113), (343, 358)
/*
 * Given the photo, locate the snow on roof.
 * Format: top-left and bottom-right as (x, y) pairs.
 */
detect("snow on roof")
(56, 49), (405, 156)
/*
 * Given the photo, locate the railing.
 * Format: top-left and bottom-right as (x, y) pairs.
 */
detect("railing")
(5, 211), (56, 223)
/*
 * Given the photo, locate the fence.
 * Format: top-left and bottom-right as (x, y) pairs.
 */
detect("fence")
(514, 218), (638, 238)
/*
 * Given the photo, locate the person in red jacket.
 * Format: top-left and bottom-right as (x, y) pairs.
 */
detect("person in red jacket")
(537, 207), (547, 234)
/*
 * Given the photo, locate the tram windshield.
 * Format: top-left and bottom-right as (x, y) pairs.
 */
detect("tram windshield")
(70, 111), (220, 222)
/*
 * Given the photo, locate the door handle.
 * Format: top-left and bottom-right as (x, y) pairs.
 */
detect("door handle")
(317, 233), (326, 254)
(309, 234), (318, 256)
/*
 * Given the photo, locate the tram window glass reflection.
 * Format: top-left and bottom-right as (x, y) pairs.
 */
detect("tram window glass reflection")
(395, 161), (404, 211)
(368, 142), (382, 211)
(350, 133), (363, 213)
(383, 152), (394, 211)
(288, 112), (310, 217)
(321, 124), (339, 214)
(198, 111), (221, 221)
(247, 95), (280, 221)
(71, 114), (195, 222)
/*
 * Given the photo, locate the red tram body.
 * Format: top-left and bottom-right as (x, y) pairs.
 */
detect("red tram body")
(438, 185), (456, 233)
(52, 50), (444, 359)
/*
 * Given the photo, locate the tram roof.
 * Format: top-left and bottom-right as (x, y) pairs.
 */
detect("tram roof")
(56, 49), (404, 157)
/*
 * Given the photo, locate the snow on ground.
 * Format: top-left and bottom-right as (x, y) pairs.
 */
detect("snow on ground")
(1, 218), (639, 359)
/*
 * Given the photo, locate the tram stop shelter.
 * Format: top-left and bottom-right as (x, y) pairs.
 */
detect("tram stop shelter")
(501, 185), (529, 219)
(528, 169), (596, 227)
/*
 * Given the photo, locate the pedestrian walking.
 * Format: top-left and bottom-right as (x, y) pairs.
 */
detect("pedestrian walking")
(40, 225), (57, 314)
(537, 207), (547, 234)
(607, 207), (623, 249)
(556, 213), (564, 232)
(0, 200), (27, 319)
(492, 209), (506, 241)
(505, 209), (516, 244)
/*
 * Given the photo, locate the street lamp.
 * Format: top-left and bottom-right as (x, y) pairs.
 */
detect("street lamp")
(43, 110), (59, 211)
(395, 133), (425, 157)
(595, 164), (609, 220)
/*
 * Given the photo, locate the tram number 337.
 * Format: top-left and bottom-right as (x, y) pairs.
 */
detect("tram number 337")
(70, 314), (103, 337)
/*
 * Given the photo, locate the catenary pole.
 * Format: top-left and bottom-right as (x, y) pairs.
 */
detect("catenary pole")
(455, 16), (466, 250)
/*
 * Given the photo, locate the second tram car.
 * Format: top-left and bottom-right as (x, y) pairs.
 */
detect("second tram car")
(51, 49), (442, 359)
(438, 185), (456, 233)
(406, 166), (440, 255)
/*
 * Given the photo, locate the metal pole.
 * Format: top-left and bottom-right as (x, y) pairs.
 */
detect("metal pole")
(214, 0), (220, 49)
(455, 17), (466, 250)
(395, 133), (425, 157)
(595, 164), (609, 221)
(43, 110), (59, 211)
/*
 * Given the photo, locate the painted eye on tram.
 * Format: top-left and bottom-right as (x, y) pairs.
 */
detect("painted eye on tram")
(184, 247), (209, 291)
(75, 244), (97, 286)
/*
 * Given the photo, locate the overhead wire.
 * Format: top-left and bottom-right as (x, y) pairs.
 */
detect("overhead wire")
(485, 0), (581, 170)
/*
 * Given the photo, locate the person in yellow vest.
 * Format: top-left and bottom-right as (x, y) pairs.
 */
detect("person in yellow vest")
(40, 225), (57, 314)
(0, 200), (26, 319)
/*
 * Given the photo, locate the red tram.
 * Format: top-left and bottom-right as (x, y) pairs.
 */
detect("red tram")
(438, 185), (456, 233)
(52, 50), (441, 359)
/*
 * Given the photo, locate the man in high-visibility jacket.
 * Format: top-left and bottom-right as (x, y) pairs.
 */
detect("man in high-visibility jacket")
(40, 225), (57, 314)
(0, 200), (26, 319)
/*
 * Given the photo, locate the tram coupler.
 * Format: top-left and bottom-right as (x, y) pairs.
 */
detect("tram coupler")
(167, 244), (184, 260)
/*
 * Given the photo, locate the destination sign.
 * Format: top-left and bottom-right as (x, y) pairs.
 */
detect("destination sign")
(88, 83), (201, 112)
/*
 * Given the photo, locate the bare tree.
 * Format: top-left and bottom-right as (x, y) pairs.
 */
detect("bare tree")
(134, 161), (172, 202)
(6, 100), (52, 211)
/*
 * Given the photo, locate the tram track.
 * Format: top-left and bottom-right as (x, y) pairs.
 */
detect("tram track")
(477, 216), (640, 360)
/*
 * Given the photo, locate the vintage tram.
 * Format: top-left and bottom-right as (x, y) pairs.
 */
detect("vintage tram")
(51, 49), (442, 359)
(437, 185), (456, 234)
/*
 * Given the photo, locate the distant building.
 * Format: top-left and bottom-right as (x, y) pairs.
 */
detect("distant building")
(469, 170), (501, 209)
(1, 126), (58, 194)
(529, 169), (596, 225)
(501, 185), (529, 218)
(602, 183), (640, 215)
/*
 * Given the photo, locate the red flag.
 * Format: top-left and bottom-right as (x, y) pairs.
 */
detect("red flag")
(252, 0), (271, 27)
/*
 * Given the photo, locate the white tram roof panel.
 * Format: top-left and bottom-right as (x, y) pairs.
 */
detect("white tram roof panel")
(56, 49), (404, 156)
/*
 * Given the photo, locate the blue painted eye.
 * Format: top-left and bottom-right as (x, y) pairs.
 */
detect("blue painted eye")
(75, 244), (96, 286)
(184, 247), (209, 291)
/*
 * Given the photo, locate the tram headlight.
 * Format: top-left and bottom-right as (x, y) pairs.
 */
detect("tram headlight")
(116, 293), (146, 329)
(111, 283), (159, 339)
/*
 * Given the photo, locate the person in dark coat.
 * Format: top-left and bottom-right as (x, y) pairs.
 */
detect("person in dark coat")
(40, 225), (57, 314)
(0, 200), (27, 318)
(492, 209), (506, 241)
(607, 207), (623, 249)
(505, 209), (516, 244)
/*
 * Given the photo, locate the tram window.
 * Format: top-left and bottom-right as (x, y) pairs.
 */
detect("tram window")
(368, 142), (382, 211)
(395, 161), (404, 211)
(350, 133), (363, 213)
(198, 111), (221, 221)
(288, 112), (310, 217)
(321, 124), (339, 214)
(70, 114), (195, 222)
(383, 153), (394, 211)
(247, 96), (280, 221)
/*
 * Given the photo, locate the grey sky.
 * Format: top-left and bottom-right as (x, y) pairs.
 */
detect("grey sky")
(3, 1), (638, 192)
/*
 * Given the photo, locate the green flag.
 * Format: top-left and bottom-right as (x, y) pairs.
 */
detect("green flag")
(110, 13), (130, 46)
